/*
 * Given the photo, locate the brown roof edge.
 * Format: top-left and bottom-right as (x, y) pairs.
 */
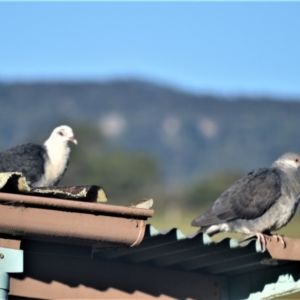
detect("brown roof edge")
(0, 192), (154, 218)
(265, 235), (300, 261)
(0, 192), (154, 248)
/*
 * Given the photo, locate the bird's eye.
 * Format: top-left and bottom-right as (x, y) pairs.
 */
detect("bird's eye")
(295, 158), (299, 163)
(58, 131), (63, 136)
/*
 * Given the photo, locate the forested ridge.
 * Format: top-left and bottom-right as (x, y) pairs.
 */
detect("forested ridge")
(0, 79), (299, 210)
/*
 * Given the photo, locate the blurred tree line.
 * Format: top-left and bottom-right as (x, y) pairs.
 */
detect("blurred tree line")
(2, 80), (300, 231)
(1, 80), (300, 186)
(186, 171), (243, 208)
(54, 121), (243, 212)
(59, 122), (163, 205)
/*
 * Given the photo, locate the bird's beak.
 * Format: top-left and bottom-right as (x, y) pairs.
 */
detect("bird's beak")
(69, 137), (78, 145)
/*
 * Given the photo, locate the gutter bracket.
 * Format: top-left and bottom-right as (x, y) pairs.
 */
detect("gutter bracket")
(0, 247), (23, 300)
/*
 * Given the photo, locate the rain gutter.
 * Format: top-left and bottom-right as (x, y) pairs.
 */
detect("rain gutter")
(0, 192), (154, 248)
(264, 235), (300, 261)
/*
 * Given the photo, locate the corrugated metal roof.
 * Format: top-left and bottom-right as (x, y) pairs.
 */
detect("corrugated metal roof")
(93, 225), (298, 277)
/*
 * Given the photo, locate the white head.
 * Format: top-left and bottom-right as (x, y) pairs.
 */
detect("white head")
(45, 125), (77, 145)
(272, 152), (300, 170)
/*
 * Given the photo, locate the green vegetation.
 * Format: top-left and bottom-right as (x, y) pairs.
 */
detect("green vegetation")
(1, 80), (300, 184)
(186, 170), (244, 207)
(59, 122), (162, 205)
(1, 80), (300, 241)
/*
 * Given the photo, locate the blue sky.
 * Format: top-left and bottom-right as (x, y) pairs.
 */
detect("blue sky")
(1, 2), (300, 97)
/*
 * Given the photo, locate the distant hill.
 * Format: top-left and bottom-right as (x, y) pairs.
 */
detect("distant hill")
(1, 79), (300, 183)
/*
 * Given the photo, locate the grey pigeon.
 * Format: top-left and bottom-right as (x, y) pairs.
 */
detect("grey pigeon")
(191, 152), (300, 251)
(0, 125), (77, 187)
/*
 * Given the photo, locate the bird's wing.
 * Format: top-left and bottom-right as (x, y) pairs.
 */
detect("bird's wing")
(192, 168), (282, 227)
(0, 143), (47, 185)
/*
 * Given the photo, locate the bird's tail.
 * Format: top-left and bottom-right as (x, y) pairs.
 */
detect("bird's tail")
(197, 226), (221, 236)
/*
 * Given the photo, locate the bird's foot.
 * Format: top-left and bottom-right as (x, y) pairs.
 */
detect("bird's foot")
(256, 232), (271, 252)
(256, 233), (286, 252)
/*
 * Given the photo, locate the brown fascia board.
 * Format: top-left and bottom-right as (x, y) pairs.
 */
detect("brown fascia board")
(0, 192), (154, 248)
(264, 235), (300, 261)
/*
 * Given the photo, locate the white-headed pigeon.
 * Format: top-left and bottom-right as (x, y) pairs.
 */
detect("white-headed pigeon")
(0, 125), (77, 187)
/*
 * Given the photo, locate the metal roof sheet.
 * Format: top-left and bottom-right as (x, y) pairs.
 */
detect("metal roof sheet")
(93, 224), (300, 277)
